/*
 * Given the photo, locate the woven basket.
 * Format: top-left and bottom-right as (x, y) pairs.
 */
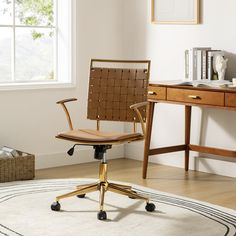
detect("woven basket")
(0, 152), (35, 183)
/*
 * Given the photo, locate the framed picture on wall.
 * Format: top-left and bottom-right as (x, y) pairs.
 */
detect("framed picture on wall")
(151, 0), (200, 24)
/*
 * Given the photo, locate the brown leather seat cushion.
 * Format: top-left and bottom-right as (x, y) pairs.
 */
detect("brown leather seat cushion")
(57, 129), (143, 144)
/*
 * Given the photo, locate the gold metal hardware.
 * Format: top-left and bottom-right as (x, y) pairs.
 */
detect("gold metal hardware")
(54, 161), (150, 209)
(188, 95), (200, 99)
(61, 104), (73, 130)
(99, 162), (107, 182)
(96, 120), (100, 131)
(133, 121), (137, 133)
(148, 91), (157, 95)
(56, 98), (77, 131)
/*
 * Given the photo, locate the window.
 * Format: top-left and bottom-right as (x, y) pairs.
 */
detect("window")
(0, 0), (75, 88)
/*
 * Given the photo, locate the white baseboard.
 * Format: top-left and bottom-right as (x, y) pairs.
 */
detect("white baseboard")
(125, 143), (236, 178)
(36, 145), (124, 170)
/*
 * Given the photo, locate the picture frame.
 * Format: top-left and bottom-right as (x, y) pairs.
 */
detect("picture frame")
(151, 0), (200, 24)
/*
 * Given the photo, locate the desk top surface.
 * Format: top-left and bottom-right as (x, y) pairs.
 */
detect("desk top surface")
(149, 81), (236, 93)
(148, 81), (236, 110)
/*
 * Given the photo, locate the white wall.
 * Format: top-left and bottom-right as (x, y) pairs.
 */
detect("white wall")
(124, 0), (236, 178)
(0, 0), (125, 169)
(2, 0), (236, 177)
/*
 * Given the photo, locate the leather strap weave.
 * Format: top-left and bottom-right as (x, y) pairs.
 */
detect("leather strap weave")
(87, 66), (149, 122)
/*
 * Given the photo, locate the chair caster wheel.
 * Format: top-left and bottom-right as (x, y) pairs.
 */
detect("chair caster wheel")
(145, 202), (156, 212)
(77, 194), (86, 198)
(97, 210), (107, 220)
(128, 191), (137, 199)
(51, 202), (61, 211)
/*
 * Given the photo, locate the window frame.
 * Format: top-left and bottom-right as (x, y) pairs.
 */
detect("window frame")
(0, 0), (76, 90)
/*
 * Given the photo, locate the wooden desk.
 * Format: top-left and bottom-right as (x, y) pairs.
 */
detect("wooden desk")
(143, 82), (236, 179)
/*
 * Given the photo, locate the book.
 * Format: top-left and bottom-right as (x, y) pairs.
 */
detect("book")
(197, 50), (202, 80)
(189, 49), (193, 80)
(193, 47), (211, 81)
(192, 79), (231, 88)
(185, 47), (211, 81)
(184, 50), (189, 79)
(184, 48), (196, 81)
(200, 48), (211, 80)
(202, 50), (208, 80)
(192, 48), (198, 80)
(154, 79), (232, 88)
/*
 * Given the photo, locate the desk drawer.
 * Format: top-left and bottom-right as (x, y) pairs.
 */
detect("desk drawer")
(225, 93), (236, 107)
(148, 86), (166, 100)
(167, 88), (224, 106)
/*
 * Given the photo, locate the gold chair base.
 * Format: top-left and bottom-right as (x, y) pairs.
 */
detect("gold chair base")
(54, 162), (150, 212)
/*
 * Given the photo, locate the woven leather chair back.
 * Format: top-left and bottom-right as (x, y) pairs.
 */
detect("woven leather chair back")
(87, 59), (150, 122)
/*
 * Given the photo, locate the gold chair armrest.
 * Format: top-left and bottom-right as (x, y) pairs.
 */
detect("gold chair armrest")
(57, 98), (77, 104)
(130, 101), (149, 136)
(130, 101), (148, 110)
(57, 98), (78, 130)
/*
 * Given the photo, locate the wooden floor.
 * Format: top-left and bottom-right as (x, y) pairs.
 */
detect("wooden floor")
(36, 158), (236, 210)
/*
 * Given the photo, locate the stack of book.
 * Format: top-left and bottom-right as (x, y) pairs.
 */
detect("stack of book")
(185, 47), (224, 81)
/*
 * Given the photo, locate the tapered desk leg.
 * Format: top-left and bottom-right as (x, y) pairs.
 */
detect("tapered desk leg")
(143, 102), (155, 179)
(185, 105), (192, 171)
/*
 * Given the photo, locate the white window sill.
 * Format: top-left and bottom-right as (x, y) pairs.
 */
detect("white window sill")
(0, 81), (76, 91)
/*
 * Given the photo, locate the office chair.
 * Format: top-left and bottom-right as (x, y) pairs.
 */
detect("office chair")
(51, 59), (156, 220)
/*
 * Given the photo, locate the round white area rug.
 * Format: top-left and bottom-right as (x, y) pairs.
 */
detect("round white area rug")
(0, 179), (235, 236)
